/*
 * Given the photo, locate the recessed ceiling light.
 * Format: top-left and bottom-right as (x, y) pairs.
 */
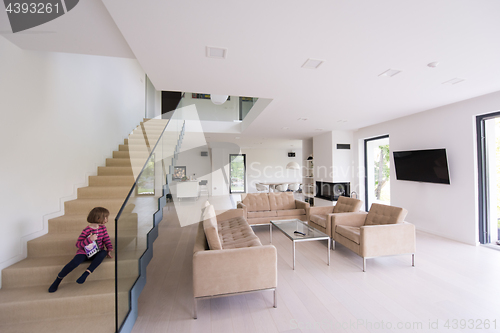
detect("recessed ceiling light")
(379, 69), (402, 77)
(427, 61), (439, 68)
(302, 58), (324, 69)
(442, 78), (465, 85)
(206, 46), (227, 59)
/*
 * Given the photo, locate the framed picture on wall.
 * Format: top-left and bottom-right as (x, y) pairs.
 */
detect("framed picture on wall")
(173, 166), (186, 180)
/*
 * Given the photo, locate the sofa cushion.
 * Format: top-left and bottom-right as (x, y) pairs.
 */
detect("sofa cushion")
(248, 211), (278, 218)
(218, 216), (262, 249)
(310, 214), (327, 229)
(365, 203), (408, 225)
(336, 225), (360, 244)
(202, 205), (222, 250)
(277, 209), (306, 217)
(269, 192), (296, 210)
(242, 193), (271, 212)
(333, 196), (363, 213)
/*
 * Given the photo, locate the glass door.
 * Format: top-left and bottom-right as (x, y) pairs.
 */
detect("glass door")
(364, 135), (390, 211)
(230, 154), (246, 193)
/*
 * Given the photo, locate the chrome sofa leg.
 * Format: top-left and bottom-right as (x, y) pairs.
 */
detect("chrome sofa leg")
(273, 289), (277, 308)
(331, 239), (335, 250)
(363, 258), (366, 272)
(412, 253), (415, 267)
(193, 298), (197, 319)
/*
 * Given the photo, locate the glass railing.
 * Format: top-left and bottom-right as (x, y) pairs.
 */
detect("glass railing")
(115, 92), (252, 332)
(168, 105), (216, 228)
(115, 111), (185, 332)
(177, 93), (258, 122)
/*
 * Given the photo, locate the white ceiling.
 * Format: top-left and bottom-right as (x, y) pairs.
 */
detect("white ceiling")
(3, 0), (500, 142)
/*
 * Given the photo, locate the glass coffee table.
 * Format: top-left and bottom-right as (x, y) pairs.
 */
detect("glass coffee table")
(270, 219), (330, 270)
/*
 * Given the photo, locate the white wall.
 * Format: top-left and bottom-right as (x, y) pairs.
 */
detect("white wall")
(145, 75), (161, 119)
(0, 37), (146, 285)
(313, 132), (333, 182)
(353, 90), (500, 245)
(243, 148), (303, 193)
(332, 131), (354, 182)
(313, 131), (354, 183)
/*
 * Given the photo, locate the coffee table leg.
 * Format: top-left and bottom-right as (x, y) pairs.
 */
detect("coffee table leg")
(327, 238), (330, 266)
(292, 241), (296, 270)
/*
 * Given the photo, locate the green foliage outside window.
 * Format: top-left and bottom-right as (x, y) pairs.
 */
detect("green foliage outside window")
(374, 144), (390, 201)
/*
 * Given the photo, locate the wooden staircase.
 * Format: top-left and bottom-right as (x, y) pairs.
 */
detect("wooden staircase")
(0, 118), (173, 333)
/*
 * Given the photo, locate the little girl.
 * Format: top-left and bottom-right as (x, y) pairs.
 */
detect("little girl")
(48, 207), (113, 293)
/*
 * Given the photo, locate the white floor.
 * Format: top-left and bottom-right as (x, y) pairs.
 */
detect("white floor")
(131, 198), (500, 333)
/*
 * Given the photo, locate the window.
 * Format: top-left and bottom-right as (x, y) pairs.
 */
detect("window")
(364, 136), (390, 211)
(229, 154), (246, 193)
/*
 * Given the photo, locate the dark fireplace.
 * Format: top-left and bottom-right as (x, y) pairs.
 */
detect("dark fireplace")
(315, 181), (350, 201)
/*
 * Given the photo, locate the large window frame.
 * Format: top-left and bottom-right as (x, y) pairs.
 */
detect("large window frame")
(229, 154), (246, 194)
(364, 135), (390, 212)
(476, 111), (500, 244)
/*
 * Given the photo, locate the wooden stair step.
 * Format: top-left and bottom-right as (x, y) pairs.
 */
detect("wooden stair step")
(125, 137), (178, 145)
(105, 158), (131, 167)
(27, 232), (140, 258)
(48, 213), (138, 233)
(105, 158), (153, 167)
(0, 314), (114, 333)
(0, 279), (116, 324)
(97, 166), (137, 176)
(118, 144), (153, 152)
(88, 175), (135, 186)
(1, 255), (137, 288)
(77, 185), (131, 198)
(112, 150), (150, 159)
(64, 198), (126, 215)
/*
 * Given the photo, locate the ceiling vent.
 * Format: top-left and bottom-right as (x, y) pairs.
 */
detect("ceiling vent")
(302, 59), (324, 69)
(206, 46), (227, 59)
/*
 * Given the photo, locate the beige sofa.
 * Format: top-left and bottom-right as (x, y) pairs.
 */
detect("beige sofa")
(237, 192), (309, 225)
(192, 205), (277, 318)
(332, 203), (416, 271)
(308, 196), (363, 241)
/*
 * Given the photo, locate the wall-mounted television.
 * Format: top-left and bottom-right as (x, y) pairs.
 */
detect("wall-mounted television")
(393, 148), (450, 184)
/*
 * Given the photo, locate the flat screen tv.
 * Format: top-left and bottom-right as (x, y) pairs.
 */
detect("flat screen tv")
(393, 148), (450, 184)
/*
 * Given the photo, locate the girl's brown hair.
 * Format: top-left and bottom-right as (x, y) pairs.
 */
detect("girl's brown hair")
(87, 207), (110, 224)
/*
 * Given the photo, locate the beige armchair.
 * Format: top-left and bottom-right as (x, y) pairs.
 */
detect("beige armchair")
(308, 196), (363, 241)
(332, 203), (416, 271)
